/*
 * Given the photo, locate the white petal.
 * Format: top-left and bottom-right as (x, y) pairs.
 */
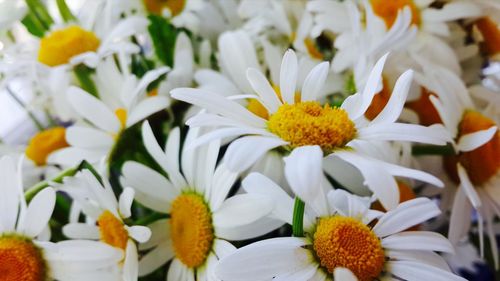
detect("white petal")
(209, 164), (239, 211)
(213, 194), (274, 229)
(246, 68), (282, 112)
(386, 250), (450, 271)
(388, 260), (466, 281)
(279, 49), (299, 104)
(139, 219), (169, 251)
(448, 189), (471, 245)
(126, 96), (169, 127)
(62, 223), (100, 240)
(128, 225), (152, 243)
(139, 241), (174, 276)
(457, 127), (497, 152)
(66, 126), (115, 149)
(327, 189), (371, 219)
(382, 231), (454, 253)
(457, 164), (481, 208)
(301, 62), (329, 102)
(422, 2), (481, 22)
(21, 187), (56, 237)
(123, 240), (139, 281)
(358, 123), (449, 145)
(118, 187), (135, 218)
(0, 156), (21, 232)
(334, 267), (357, 281)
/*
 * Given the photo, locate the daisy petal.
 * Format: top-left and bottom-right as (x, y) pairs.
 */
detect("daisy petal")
(0, 156), (21, 232)
(279, 49), (299, 104)
(448, 189), (471, 245)
(247, 68), (282, 112)
(213, 194), (274, 229)
(301, 62), (329, 102)
(139, 241), (174, 276)
(457, 164), (481, 208)
(382, 231), (454, 253)
(128, 225), (152, 243)
(334, 267), (357, 281)
(21, 187), (56, 237)
(388, 260), (465, 281)
(123, 240), (138, 281)
(456, 127), (497, 152)
(126, 96), (169, 127)
(118, 187), (135, 219)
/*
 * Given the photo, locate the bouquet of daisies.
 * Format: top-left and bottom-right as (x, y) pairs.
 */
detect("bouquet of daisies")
(0, 0), (499, 280)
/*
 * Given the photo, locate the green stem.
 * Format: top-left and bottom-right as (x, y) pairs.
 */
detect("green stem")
(412, 143), (455, 156)
(6, 87), (45, 131)
(55, 0), (76, 22)
(25, 166), (78, 202)
(73, 65), (99, 98)
(25, 0), (54, 30)
(292, 197), (305, 237)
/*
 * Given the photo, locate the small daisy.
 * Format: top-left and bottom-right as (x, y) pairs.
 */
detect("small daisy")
(418, 63), (500, 267)
(61, 169), (152, 281)
(48, 66), (169, 167)
(0, 155), (124, 281)
(172, 50), (448, 209)
(216, 146), (464, 281)
(120, 122), (277, 280)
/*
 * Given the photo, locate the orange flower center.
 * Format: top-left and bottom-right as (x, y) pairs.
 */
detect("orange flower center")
(170, 193), (214, 268)
(25, 127), (69, 166)
(313, 216), (385, 281)
(444, 111), (500, 185)
(0, 234), (47, 281)
(143, 0), (186, 16)
(406, 87), (442, 126)
(370, 0), (421, 29)
(97, 210), (129, 251)
(38, 26), (100, 67)
(475, 17), (500, 56)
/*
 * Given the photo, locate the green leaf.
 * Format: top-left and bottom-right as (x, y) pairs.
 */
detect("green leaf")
(292, 197), (305, 237)
(56, 0), (76, 22)
(21, 12), (46, 37)
(73, 64), (99, 97)
(147, 15), (178, 67)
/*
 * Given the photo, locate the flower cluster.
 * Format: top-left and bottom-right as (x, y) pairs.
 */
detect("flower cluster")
(0, 0), (499, 280)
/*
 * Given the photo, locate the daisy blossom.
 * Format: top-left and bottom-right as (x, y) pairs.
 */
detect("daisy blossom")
(0, 155), (123, 281)
(120, 122), (276, 280)
(172, 50), (448, 209)
(61, 169), (152, 281)
(216, 146), (464, 281)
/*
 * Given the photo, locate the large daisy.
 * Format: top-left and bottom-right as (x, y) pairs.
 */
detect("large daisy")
(215, 146), (464, 281)
(0, 155), (124, 281)
(47, 65), (169, 167)
(120, 122), (277, 280)
(172, 50), (448, 209)
(60, 169), (152, 281)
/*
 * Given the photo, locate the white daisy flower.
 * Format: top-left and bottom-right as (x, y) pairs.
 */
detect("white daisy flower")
(0, 0), (26, 31)
(216, 146), (464, 281)
(120, 121), (276, 280)
(172, 50), (448, 209)
(416, 62), (500, 267)
(61, 169), (152, 281)
(48, 66), (169, 167)
(0, 155), (123, 281)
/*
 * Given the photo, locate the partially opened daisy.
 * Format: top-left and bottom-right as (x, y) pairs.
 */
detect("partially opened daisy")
(216, 146), (464, 281)
(172, 50), (448, 209)
(418, 63), (500, 266)
(0, 156), (124, 281)
(120, 122), (276, 280)
(60, 169), (152, 281)
(48, 66), (169, 167)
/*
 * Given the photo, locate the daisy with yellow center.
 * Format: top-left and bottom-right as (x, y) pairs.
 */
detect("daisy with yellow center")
(421, 64), (500, 267)
(25, 126), (69, 166)
(48, 65), (169, 167)
(215, 146), (464, 281)
(0, 156), (123, 281)
(172, 50), (448, 210)
(120, 122), (276, 279)
(61, 170), (152, 281)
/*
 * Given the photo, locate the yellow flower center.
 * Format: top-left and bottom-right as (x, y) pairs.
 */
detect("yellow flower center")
(313, 216), (385, 281)
(143, 0), (186, 16)
(304, 38), (324, 60)
(25, 127), (69, 166)
(114, 108), (128, 129)
(147, 88), (158, 97)
(444, 111), (500, 185)
(370, 0), (421, 29)
(475, 17), (500, 56)
(0, 234), (47, 281)
(97, 210), (129, 251)
(267, 101), (356, 152)
(38, 26), (100, 67)
(170, 193), (214, 268)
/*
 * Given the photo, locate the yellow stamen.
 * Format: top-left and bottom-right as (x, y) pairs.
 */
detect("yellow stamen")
(406, 87), (442, 126)
(370, 0), (421, 28)
(0, 234), (47, 281)
(304, 38), (323, 60)
(38, 26), (100, 67)
(313, 216), (385, 281)
(25, 127), (69, 166)
(475, 17), (500, 56)
(115, 108), (127, 129)
(143, 0), (186, 16)
(267, 101), (356, 152)
(170, 193), (214, 268)
(365, 77), (391, 120)
(97, 210), (129, 251)
(444, 111), (500, 185)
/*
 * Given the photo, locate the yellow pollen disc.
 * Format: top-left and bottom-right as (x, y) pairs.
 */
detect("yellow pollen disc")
(25, 127), (69, 166)
(38, 26), (100, 67)
(97, 210), (129, 250)
(170, 193), (214, 268)
(313, 216), (385, 281)
(0, 234), (47, 281)
(304, 38), (324, 60)
(115, 108), (127, 129)
(475, 17), (500, 56)
(143, 0), (186, 16)
(267, 101), (356, 152)
(370, 0), (421, 28)
(444, 111), (500, 185)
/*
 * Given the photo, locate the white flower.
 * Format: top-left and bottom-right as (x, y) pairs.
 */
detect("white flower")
(61, 169), (152, 281)
(0, 0), (26, 30)
(215, 146), (464, 281)
(172, 50), (448, 210)
(0, 156), (123, 281)
(120, 122), (276, 280)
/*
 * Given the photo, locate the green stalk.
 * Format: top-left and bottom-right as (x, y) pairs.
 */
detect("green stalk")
(55, 0), (76, 22)
(412, 143), (455, 156)
(292, 197), (305, 237)
(25, 0), (54, 30)
(73, 65), (99, 97)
